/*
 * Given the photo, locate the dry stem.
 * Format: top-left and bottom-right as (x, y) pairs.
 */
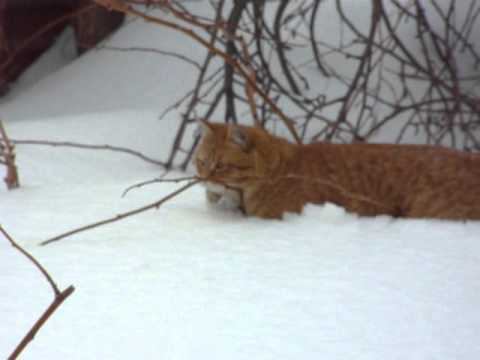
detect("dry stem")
(0, 226), (74, 360)
(11, 139), (166, 167)
(121, 173), (198, 197)
(40, 178), (201, 246)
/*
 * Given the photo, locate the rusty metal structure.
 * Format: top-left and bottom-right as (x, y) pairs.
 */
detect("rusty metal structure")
(0, 0), (124, 95)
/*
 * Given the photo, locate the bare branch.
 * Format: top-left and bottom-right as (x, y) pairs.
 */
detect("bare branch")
(121, 173), (199, 197)
(11, 139), (166, 167)
(0, 226), (75, 360)
(41, 179), (201, 246)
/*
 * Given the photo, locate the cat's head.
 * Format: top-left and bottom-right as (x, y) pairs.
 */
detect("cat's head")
(194, 121), (283, 187)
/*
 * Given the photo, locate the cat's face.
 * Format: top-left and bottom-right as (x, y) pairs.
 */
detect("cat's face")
(194, 122), (266, 187)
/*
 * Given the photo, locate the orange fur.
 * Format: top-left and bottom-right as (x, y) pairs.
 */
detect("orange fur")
(195, 122), (480, 220)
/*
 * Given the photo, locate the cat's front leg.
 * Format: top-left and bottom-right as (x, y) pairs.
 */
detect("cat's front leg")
(218, 187), (243, 211)
(204, 182), (244, 212)
(204, 182), (226, 205)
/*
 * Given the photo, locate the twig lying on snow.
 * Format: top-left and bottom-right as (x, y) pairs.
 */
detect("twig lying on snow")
(11, 139), (166, 167)
(0, 226), (74, 360)
(122, 171), (168, 197)
(121, 173), (198, 197)
(40, 178), (201, 246)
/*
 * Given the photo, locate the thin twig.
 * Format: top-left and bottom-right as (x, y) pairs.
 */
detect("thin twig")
(7, 286), (75, 360)
(40, 179), (201, 246)
(10, 139), (166, 167)
(121, 173), (198, 197)
(0, 226), (75, 360)
(0, 227), (60, 296)
(122, 171), (168, 197)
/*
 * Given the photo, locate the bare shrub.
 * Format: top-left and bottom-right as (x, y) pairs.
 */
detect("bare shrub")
(0, 226), (74, 359)
(95, 0), (480, 168)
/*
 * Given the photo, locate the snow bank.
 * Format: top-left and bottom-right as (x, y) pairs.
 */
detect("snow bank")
(1, 1), (480, 359)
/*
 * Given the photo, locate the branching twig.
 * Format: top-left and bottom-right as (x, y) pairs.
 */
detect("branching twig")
(11, 139), (166, 167)
(93, 0), (480, 160)
(0, 226), (74, 360)
(121, 173), (198, 197)
(40, 178), (201, 246)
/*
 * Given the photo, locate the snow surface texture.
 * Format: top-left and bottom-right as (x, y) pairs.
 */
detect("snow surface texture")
(2, 1), (480, 359)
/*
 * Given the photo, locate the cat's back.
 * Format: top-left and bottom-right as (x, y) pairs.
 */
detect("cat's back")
(301, 141), (479, 171)
(292, 141), (480, 219)
(297, 141), (480, 195)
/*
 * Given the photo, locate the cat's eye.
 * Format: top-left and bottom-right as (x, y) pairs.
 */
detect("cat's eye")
(197, 158), (206, 167)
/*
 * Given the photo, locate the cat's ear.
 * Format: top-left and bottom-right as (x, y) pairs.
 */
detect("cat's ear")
(230, 125), (252, 151)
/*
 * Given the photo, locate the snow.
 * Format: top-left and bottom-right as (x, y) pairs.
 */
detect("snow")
(1, 2), (480, 359)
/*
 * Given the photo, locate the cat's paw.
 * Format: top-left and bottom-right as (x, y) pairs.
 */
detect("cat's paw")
(217, 194), (241, 210)
(206, 190), (222, 204)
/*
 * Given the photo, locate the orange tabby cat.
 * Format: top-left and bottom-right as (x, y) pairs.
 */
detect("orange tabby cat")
(195, 121), (480, 220)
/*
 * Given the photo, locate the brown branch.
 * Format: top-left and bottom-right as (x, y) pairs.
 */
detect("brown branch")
(179, 87), (225, 170)
(274, 0), (301, 95)
(223, 0), (247, 123)
(0, 226), (75, 360)
(8, 286), (75, 360)
(309, 0), (330, 77)
(0, 227), (60, 296)
(11, 139), (166, 167)
(96, 0), (479, 163)
(40, 179), (201, 246)
(165, 0), (225, 168)
(239, 36), (261, 127)
(121, 173), (199, 197)
(327, 0), (381, 140)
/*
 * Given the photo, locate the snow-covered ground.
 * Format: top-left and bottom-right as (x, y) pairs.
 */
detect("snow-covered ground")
(1, 2), (480, 359)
